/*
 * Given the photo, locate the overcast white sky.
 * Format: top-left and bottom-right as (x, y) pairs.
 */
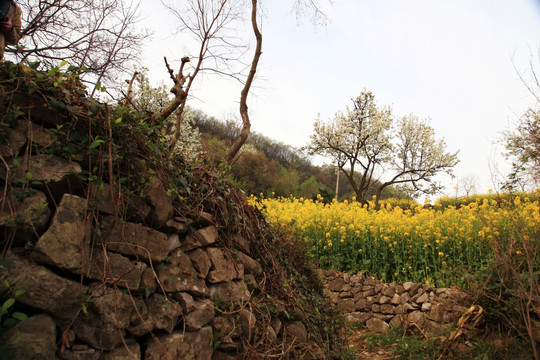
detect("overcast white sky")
(140, 0), (540, 197)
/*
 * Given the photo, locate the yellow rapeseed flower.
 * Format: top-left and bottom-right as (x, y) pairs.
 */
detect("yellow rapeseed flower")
(253, 192), (539, 286)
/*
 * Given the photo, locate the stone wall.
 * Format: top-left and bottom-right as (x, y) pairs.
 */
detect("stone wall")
(0, 119), (318, 359)
(1, 192), (259, 360)
(321, 270), (478, 336)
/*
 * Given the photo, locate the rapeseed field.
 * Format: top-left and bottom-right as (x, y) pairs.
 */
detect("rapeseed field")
(249, 193), (540, 287)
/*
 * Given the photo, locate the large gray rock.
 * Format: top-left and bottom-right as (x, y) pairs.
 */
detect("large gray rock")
(0, 119), (55, 158)
(10, 154), (82, 201)
(2, 253), (86, 321)
(389, 315), (403, 328)
(174, 292), (196, 313)
(206, 247), (239, 284)
(346, 312), (373, 324)
(145, 326), (213, 360)
(72, 284), (133, 351)
(0, 119), (55, 157)
(381, 304), (395, 314)
(31, 194), (89, 273)
(209, 280), (250, 305)
(239, 308), (256, 342)
(158, 249), (209, 297)
(99, 216), (169, 262)
(162, 217), (188, 234)
(415, 292), (430, 304)
(0, 187), (51, 245)
(142, 178), (173, 229)
(366, 317), (390, 334)
(184, 300), (215, 331)
(390, 293), (401, 305)
(234, 251), (261, 275)
(146, 294), (183, 333)
(336, 298), (356, 312)
(421, 302), (432, 312)
(187, 248), (212, 277)
(181, 226), (218, 252)
(407, 310), (426, 327)
(355, 298), (368, 311)
(31, 194), (89, 272)
(25, 120), (55, 149)
(90, 183), (151, 223)
(326, 277), (346, 292)
(381, 284), (396, 297)
(4, 314), (57, 360)
(180, 234), (203, 252)
(167, 233), (181, 252)
(194, 226), (218, 246)
(129, 294), (182, 336)
(83, 250), (146, 290)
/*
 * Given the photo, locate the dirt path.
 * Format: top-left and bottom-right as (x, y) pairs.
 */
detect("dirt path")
(343, 327), (396, 359)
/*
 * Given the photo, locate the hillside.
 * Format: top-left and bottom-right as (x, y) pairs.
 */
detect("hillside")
(191, 110), (413, 202)
(0, 61), (346, 359)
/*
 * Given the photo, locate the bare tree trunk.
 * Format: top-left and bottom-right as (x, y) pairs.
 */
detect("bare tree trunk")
(154, 56), (191, 124)
(226, 0), (262, 163)
(119, 71), (140, 108)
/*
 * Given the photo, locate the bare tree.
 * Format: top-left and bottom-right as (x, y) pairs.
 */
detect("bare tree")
(292, 0), (332, 26)
(460, 175), (478, 197)
(221, 112), (244, 142)
(156, 0), (247, 151)
(226, 0), (331, 162)
(6, 0), (150, 94)
(226, 0), (262, 163)
(159, 0), (331, 159)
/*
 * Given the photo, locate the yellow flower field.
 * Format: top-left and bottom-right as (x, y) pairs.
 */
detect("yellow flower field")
(249, 194), (540, 287)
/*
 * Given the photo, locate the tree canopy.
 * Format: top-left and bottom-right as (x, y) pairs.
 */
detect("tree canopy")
(303, 90), (459, 208)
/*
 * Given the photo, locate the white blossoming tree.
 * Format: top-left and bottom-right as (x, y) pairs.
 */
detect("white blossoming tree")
(303, 90), (459, 208)
(503, 52), (540, 191)
(503, 109), (540, 190)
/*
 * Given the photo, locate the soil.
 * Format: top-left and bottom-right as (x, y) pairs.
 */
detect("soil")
(344, 327), (397, 359)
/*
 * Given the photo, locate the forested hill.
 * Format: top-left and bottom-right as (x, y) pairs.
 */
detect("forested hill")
(190, 109), (411, 201)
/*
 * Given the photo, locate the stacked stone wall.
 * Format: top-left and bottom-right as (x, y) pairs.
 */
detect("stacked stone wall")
(321, 270), (477, 336)
(0, 119), (318, 359)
